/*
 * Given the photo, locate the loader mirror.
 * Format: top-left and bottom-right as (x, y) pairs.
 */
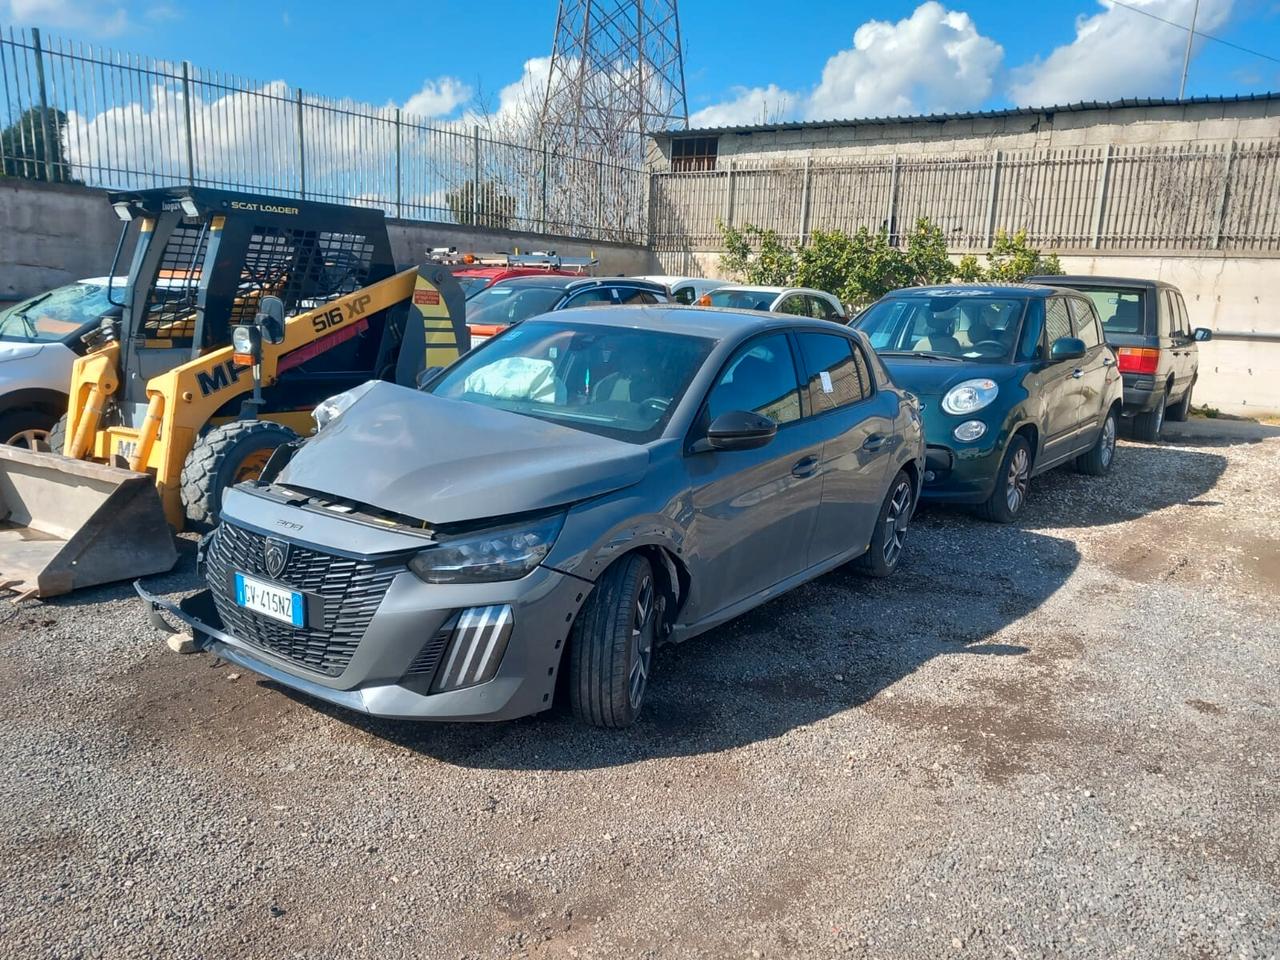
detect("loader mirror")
(256, 296), (286, 344)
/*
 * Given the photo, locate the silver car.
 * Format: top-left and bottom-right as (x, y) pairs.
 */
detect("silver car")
(140, 306), (923, 728)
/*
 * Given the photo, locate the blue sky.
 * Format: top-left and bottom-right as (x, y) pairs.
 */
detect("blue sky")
(4, 0), (1279, 125)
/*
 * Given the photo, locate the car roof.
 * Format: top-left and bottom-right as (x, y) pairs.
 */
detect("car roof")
(1027, 275), (1165, 290)
(885, 283), (1062, 299)
(712, 285), (836, 298)
(486, 275), (580, 289)
(515, 304), (835, 340)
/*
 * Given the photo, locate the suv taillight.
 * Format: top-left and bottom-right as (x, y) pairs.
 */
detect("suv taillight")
(1116, 347), (1160, 375)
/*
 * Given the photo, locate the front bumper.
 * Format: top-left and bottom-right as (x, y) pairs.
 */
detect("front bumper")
(136, 563), (588, 722)
(919, 430), (1005, 504)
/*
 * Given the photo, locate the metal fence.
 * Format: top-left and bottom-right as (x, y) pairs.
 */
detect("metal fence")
(651, 141), (1280, 256)
(0, 26), (648, 243)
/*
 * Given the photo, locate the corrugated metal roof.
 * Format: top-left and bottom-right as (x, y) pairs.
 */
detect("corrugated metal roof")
(656, 92), (1280, 139)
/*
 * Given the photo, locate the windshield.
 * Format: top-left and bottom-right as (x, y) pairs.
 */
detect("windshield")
(1078, 288), (1145, 335)
(0, 282), (115, 343)
(855, 296), (1027, 360)
(706, 289), (777, 311)
(458, 276), (492, 298)
(430, 320), (715, 442)
(465, 284), (567, 327)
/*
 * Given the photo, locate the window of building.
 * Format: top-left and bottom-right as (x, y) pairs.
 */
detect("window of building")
(671, 136), (719, 172)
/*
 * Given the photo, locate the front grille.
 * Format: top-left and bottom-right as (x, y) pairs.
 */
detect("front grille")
(206, 521), (401, 676)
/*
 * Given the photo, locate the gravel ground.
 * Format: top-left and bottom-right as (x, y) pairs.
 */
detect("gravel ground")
(1, 417), (1278, 960)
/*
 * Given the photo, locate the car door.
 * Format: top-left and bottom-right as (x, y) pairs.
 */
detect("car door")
(1038, 296), (1082, 463)
(682, 332), (827, 618)
(793, 330), (895, 565)
(1068, 296), (1111, 443)
(1168, 289), (1195, 397)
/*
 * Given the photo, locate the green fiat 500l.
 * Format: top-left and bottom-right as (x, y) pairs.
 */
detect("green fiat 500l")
(855, 285), (1123, 522)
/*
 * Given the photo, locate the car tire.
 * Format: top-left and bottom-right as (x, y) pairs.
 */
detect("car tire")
(0, 409), (56, 452)
(1075, 408), (1118, 476)
(180, 419), (299, 529)
(568, 553), (657, 729)
(1166, 382), (1193, 422)
(1130, 395), (1165, 441)
(856, 469), (914, 578)
(46, 413), (69, 456)
(975, 435), (1032, 524)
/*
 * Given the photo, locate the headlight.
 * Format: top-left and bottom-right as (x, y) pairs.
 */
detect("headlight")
(312, 381), (375, 430)
(231, 324), (256, 355)
(409, 513), (565, 584)
(953, 420), (987, 442)
(941, 378), (998, 415)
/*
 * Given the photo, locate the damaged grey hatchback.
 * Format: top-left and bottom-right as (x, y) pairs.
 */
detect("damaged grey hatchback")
(139, 306), (924, 728)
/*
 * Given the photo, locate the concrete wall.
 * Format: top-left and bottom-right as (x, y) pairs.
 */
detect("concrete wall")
(0, 178), (658, 302)
(659, 248), (1280, 417)
(652, 97), (1280, 165)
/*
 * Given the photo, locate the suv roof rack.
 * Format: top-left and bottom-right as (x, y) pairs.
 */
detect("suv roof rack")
(426, 248), (598, 270)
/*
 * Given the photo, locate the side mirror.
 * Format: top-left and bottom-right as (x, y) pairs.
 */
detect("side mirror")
(1193, 327), (1213, 343)
(704, 410), (777, 452)
(1050, 336), (1086, 362)
(256, 295), (286, 344)
(415, 365), (445, 390)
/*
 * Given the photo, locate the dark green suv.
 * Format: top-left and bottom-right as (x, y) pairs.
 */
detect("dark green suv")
(855, 285), (1124, 522)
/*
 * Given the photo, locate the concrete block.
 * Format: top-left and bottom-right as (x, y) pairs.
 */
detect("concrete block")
(166, 633), (198, 654)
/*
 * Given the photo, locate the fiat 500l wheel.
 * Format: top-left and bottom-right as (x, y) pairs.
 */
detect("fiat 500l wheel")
(1076, 408), (1118, 476)
(856, 469), (914, 578)
(568, 553), (657, 729)
(976, 435), (1031, 524)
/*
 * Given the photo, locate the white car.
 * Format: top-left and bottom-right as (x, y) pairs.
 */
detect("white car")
(632, 275), (727, 305)
(0, 277), (125, 449)
(700, 285), (848, 323)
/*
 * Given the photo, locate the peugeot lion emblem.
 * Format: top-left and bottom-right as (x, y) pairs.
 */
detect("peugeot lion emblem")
(263, 537), (290, 579)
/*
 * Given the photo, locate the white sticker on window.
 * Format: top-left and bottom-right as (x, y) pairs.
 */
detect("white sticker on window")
(820, 371), (834, 393)
(549, 346), (558, 359)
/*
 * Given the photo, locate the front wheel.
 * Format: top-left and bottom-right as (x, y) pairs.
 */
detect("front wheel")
(180, 419), (300, 529)
(1075, 408), (1118, 476)
(568, 553), (658, 729)
(856, 469), (914, 578)
(975, 435), (1032, 524)
(0, 409), (56, 451)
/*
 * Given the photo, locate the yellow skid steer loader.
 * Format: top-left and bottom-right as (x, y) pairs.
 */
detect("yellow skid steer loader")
(0, 187), (469, 599)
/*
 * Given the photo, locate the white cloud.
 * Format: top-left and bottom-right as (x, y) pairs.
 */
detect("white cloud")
(688, 2), (1002, 127)
(3, 0), (128, 35)
(401, 77), (473, 120)
(1008, 0), (1234, 106)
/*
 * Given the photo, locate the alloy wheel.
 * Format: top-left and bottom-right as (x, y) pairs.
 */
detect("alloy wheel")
(5, 428), (49, 452)
(1100, 415), (1116, 467)
(882, 480), (913, 567)
(1006, 446), (1030, 513)
(629, 575), (655, 710)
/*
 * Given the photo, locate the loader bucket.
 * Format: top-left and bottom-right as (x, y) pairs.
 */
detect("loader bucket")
(0, 445), (178, 600)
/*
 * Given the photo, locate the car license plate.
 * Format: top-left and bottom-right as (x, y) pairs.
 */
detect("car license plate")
(234, 572), (304, 627)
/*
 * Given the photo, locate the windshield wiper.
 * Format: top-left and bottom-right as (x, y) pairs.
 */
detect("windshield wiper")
(0, 292), (51, 339)
(881, 350), (964, 362)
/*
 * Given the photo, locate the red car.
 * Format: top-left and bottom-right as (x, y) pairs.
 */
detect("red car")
(432, 251), (598, 299)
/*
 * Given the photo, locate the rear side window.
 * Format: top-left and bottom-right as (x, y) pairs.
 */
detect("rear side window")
(705, 333), (802, 426)
(777, 295), (809, 317)
(619, 288), (660, 305)
(796, 332), (868, 414)
(563, 287), (615, 308)
(1045, 298), (1073, 345)
(1068, 298), (1101, 349)
(1164, 290), (1188, 338)
(1082, 289), (1144, 335)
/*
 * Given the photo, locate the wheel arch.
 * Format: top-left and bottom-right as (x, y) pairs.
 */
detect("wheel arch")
(0, 387), (69, 418)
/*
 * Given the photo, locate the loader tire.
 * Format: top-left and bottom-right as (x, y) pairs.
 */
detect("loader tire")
(181, 419), (300, 529)
(46, 414), (69, 456)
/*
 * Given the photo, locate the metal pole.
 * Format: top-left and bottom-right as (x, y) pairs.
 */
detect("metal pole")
(1178, 0), (1200, 99)
(1214, 141), (1235, 250)
(31, 28), (55, 182)
(887, 154), (900, 245)
(181, 61), (195, 186)
(798, 156), (812, 246)
(1091, 144), (1112, 248)
(394, 108), (402, 219)
(296, 88), (306, 199)
(723, 159), (736, 227)
(472, 124), (481, 224)
(985, 150), (1002, 248)
(541, 142), (549, 230)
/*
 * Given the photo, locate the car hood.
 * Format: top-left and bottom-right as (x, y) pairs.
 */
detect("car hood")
(877, 356), (1015, 398)
(278, 381), (650, 525)
(0, 341), (44, 365)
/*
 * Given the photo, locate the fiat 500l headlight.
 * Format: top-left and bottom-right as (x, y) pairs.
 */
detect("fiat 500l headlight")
(941, 378), (998, 415)
(409, 513), (566, 584)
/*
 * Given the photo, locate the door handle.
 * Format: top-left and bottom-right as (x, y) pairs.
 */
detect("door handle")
(1071, 368), (1084, 379)
(861, 434), (886, 452)
(791, 455), (819, 478)
(1102, 357), (1116, 367)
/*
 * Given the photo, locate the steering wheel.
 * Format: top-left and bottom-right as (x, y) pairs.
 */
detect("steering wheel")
(639, 397), (671, 413)
(973, 340), (1007, 355)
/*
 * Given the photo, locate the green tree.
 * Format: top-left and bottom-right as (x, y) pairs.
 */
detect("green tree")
(1, 106), (79, 182)
(446, 180), (517, 230)
(960, 229), (1062, 282)
(717, 221), (797, 286)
